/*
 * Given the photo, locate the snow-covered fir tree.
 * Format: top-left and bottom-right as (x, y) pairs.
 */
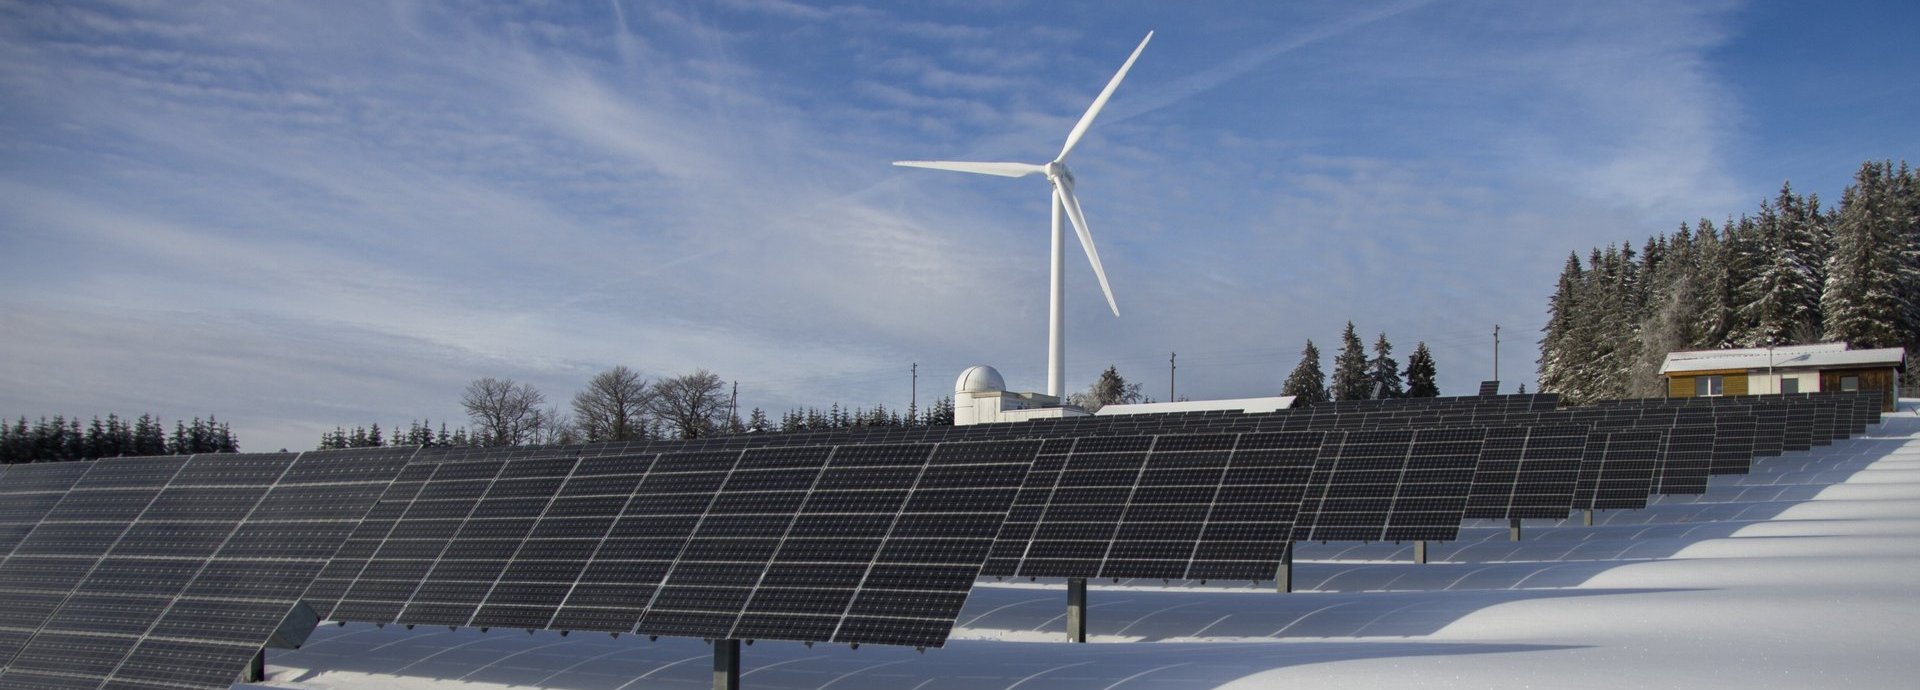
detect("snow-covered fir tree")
(1405, 342), (1439, 397)
(1329, 322), (1371, 401)
(1282, 340), (1328, 404)
(1367, 333), (1404, 399)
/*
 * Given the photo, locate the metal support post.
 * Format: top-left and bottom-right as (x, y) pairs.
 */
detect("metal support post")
(244, 649), (265, 683)
(1583, 509), (1594, 527)
(1509, 517), (1523, 541)
(1066, 577), (1088, 642)
(714, 639), (740, 690)
(1414, 540), (1428, 564)
(1275, 542), (1293, 592)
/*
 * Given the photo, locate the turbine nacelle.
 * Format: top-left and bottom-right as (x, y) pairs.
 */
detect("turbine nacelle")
(1044, 161), (1072, 184)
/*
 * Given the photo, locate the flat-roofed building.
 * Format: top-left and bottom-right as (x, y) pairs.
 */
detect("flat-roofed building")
(1659, 342), (1906, 411)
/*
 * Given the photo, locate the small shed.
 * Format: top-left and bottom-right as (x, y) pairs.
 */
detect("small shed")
(1659, 342), (1906, 411)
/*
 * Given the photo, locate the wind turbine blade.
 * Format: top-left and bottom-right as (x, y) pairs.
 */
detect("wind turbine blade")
(1056, 31), (1153, 162)
(893, 160), (1046, 177)
(1053, 177), (1119, 317)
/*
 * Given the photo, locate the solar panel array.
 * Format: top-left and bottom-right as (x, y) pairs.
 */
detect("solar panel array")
(315, 439), (1040, 649)
(0, 389), (1886, 683)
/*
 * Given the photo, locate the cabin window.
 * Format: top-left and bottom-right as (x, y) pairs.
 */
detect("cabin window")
(1840, 376), (1860, 392)
(1780, 378), (1799, 394)
(1694, 375), (1724, 397)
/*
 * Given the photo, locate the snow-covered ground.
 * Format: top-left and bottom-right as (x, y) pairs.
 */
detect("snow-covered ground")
(254, 402), (1920, 689)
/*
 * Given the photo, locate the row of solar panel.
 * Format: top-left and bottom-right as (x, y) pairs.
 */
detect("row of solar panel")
(0, 391), (1882, 689)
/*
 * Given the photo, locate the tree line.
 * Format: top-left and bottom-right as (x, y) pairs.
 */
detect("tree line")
(0, 414), (239, 464)
(317, 365), (972, 450)
(1282, 323), (1440, 403)
(1539, 160), (1920, 405)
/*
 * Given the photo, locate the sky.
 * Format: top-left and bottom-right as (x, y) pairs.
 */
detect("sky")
(1, 0), (1916, 453)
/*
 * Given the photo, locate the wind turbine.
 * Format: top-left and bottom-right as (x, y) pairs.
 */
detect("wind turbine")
(895, 31), (1152, 399)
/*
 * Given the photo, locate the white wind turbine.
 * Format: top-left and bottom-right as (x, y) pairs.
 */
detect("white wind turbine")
(895, 31), (1152, 399)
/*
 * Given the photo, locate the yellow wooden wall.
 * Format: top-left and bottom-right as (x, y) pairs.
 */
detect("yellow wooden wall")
(1665, 372), (1747, 397)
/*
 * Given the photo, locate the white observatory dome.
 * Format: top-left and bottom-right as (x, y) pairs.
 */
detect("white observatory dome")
(955, 365), (1006, 394)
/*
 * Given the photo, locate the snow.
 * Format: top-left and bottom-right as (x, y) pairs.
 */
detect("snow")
(252, 402), (1920, 689)
(1658, 343), (1905, 374)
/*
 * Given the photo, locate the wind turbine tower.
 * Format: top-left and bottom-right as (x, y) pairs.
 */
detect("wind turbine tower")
(895, 32), (1152, 399)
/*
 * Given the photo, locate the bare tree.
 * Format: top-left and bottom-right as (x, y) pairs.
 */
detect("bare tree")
(461, 377), (546, 446)
(572, 366), (651, 442)
(533, 405), (578, 446)
(648, 369), (729, 439)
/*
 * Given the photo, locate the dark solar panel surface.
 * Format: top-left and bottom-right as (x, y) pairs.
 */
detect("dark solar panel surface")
(982, 432), (1322, 582)
(324, 440), (1039, 649)
(1572, 429), (1663, 511)
(0, 450), (412, 690)
(0, 463), (91, 561)
(1709, 413), (1757, 475)
(1462, 424), (1589, 520)
(1292, 427), (1485, 543)
(1650, 425), (1713, 495)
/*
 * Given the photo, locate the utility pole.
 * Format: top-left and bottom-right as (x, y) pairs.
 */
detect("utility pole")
(729, 381), (738, 431)
(910, 363), (918, 422)
(1169, 352), (1176, 401)
(1493, 324), (1501, 384)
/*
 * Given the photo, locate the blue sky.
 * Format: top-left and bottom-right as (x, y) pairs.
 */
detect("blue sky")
(2, 0), (1915, 452)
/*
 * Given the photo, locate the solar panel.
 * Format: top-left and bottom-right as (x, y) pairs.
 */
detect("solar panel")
(326, 439), (1039, 649)
(1808, 399), (1836, 446)
(0, 463), (91, 560)
(1743, 403), (1788, 458)
(107, 448), (413, 689)
(1477, 381), (1500, 396)
(1462, 425), (1589, 520)
(0, 456), (181, 677)
(982, 432), (1322, 582)
(1709, 413), (1757, 475)
(1781, 400), (1816, 451)
(329, 454), (519, 624)
(1292, 427), (1485, 543)
(0, 449), (413, 689)
(396, 450), (578, 628)
(1653, 425), (1714, 494)
(1572, 429), (1663, 511)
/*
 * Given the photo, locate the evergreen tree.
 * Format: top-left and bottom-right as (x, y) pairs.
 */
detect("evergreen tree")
(1823, 161), (1916, 348)
(747, 408), (769, 433)
(1071, 366), (1145, 412)
(1329, 322), (1371, 401)
(1740, 184), (1827, 345)
(1406, 342), (1440, 397)
(1367, 333), (1404, 399)
(924, 396), (955, 426)
(1282, 340), (1329, 404)
(1538, 253), (1584, 401)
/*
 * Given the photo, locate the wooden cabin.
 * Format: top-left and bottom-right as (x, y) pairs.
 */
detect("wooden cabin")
(1660, 342), (1906, 412)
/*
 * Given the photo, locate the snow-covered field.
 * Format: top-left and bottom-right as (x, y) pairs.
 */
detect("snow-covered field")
(254, 401), (1920, 689)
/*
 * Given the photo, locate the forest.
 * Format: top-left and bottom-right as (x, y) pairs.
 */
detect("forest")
(0, 414), (238, 464)
(1539, 160), (1918, 405)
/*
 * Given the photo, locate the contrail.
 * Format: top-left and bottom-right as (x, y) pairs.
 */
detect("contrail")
(1108, 0), (1437, 124)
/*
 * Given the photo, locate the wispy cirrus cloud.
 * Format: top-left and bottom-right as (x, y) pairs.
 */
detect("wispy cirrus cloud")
(6, 0), (1905, 452)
